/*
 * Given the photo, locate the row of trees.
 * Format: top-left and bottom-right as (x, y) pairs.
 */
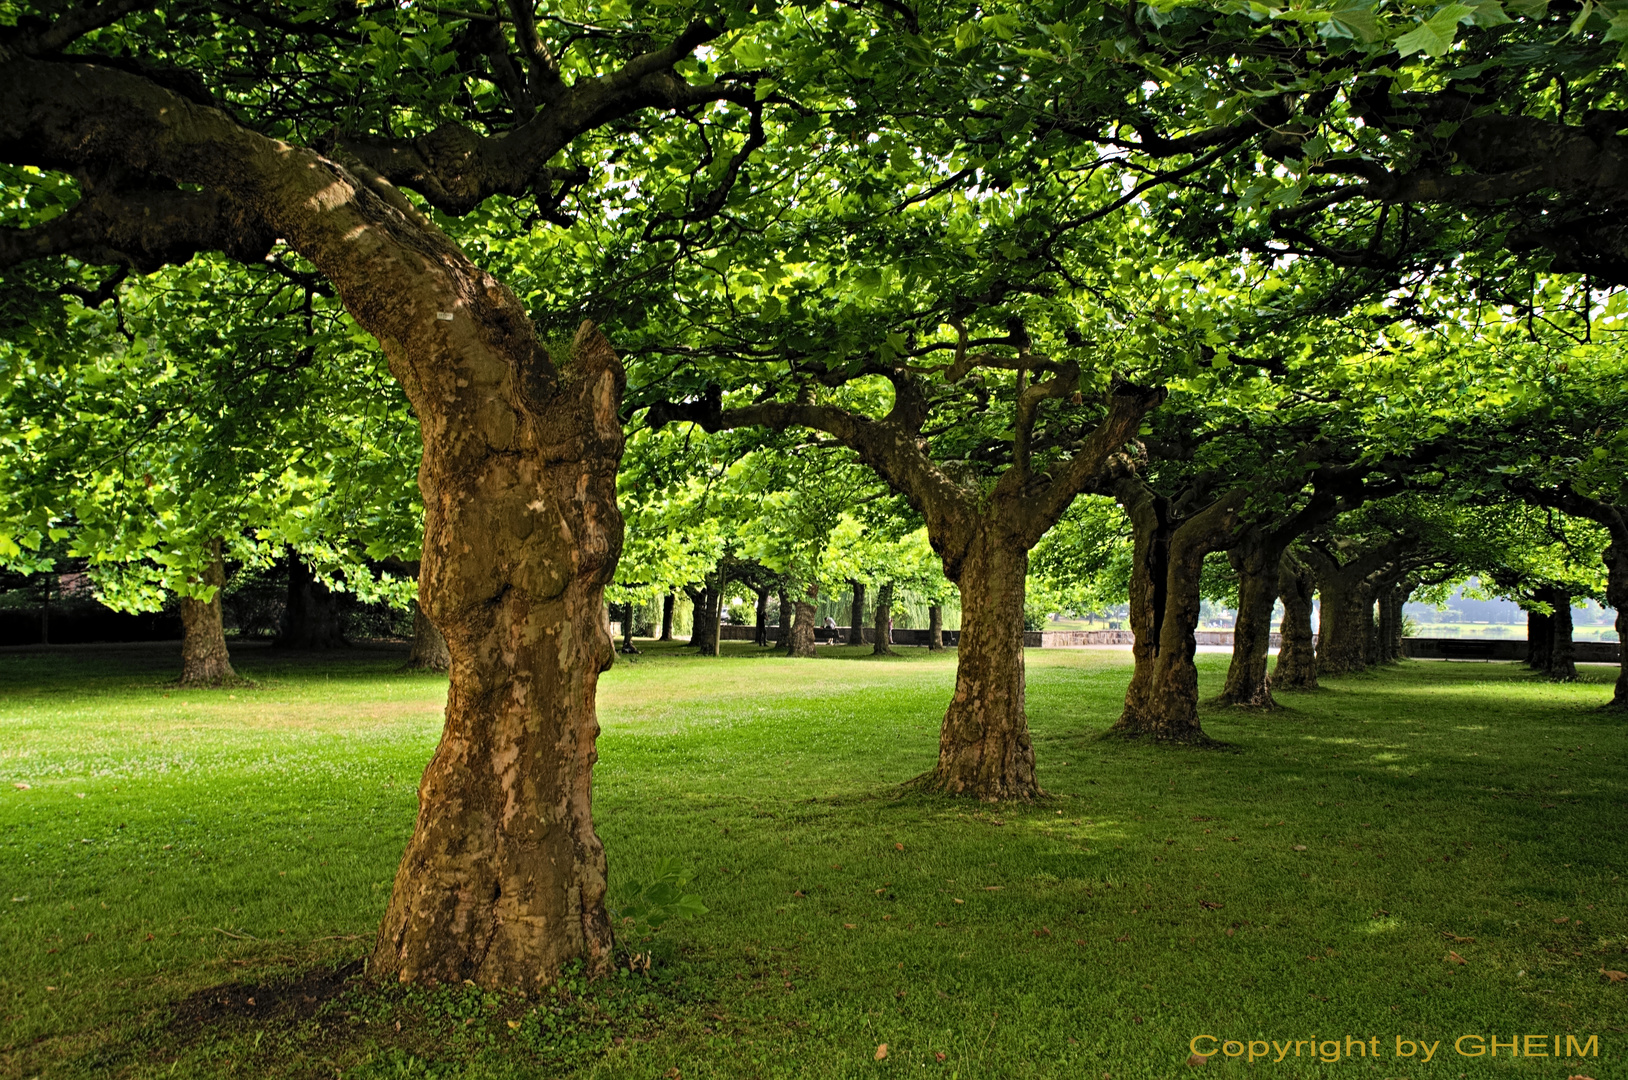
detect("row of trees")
(2, 0), (1624, 991)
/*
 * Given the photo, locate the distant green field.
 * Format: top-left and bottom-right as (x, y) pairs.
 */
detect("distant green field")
(1, 642), (1623, 1078)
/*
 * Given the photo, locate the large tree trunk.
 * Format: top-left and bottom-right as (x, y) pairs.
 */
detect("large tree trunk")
(776, 586), (791, 650)
(406, 598), (451, 672)
(1376, 581), (1407, 664)
(872, 582), (895, 656)
(847, 581), (866, 646)
(278, 556), (346, 649)
(178, 538), (237, 686)
(1526, 603), (1553, 671)
(927, 604), (945, 651)
(659, 591), (674, 642)
(930, 529), (1037, 797)
(1217, 536), (1280, 707)
(1309, 557), (1373, 676)
(372, 324), (624, 990)
(1111, 485), (1244, 741)
(1607, 542), (1628, 709)
(697, 573), (725, 657)
(620, 602), (640, 655)
(1273, 553), (1318, 690)
(1548, 588), (1577, 681)
(686, 583), (715, 651)
(788, 583), (817, 658)
(754, 587), (770, 647)
(38, 573), (50, 645)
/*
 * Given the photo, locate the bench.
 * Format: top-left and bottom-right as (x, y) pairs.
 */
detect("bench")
(1438, 640), (1498, 660)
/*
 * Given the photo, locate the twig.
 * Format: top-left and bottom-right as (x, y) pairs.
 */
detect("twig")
(213, 926), (260, 941)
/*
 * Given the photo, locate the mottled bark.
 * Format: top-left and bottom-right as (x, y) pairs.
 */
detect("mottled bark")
(700, 573), (725, 656)
(847, 581), (866, 646)
(1273, 553), (1318, 690)
(931, 530), (1035, 797)
(927, 604), (945, 651)
(1217, 534), (1280, 707)
(659, 591), (674, 641)
(1304, 544), (1396, 676)
(178, 539), (237, 686)
(406, 598), (451, 672)
(754, 587), (770, 647)
(278, 556), (346, 649)
(872, 582), (895, 656)
(1548, 588), (1577, 682)
(776, 587), (791, 650)
(374, 325), (625, 990)
(788, 583), (817, 658)
(1113, 483), (1246, 740)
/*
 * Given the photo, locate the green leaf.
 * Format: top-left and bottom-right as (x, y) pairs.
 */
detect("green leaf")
(1393, 4), (1476, 56)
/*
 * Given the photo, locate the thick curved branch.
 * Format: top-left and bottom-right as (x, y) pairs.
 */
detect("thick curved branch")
(0, 187), (272, 272)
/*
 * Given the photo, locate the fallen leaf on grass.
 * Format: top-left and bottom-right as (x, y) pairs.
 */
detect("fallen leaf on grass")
(1554, 917), (1570, 924)
(1198, 900), (1224, 910)
(1601, 969), (1626, 983)
(1446, 951), (1468, 965)
(1567, 1075), (1596, 1080)
(1443, 932), (1475, 943)
(935, 1052), (947, 1062)
(1186, 1052), (1209, 1066)
(1225, 928), (1235, 937)
(1114, 935), (1130, 942)
(875, 1043), (888, 1060)
(1292, 845), (1308, 851)
(507, 1019), (521, 1030)
(12, 783), (29, 791)
(895, 843), (904, 851)
(983, 886), (1003, 891)
(791, 891), (805, 898)
(953, 898), (964, 904)
(1033, 927), (1051, 937)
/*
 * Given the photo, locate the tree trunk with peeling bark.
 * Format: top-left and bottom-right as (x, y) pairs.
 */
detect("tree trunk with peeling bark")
(931, 529), (1035, 796)
(1217, 534), (1280, 707)
(1273, 554), (1318, 690)
(178, 538), (237, 687)
(1112, 484), (1245, 741)
(406, 599), (451, 672)
(620, 602), (640, 654)
(659, 592), (674, 642)
(788, 583), (817, 658)
(686, 583), (715, 652)
(776, 587), (791, 650)
(1304, 544), (1397, 676)
(872, 583), (895, 656)
(927, 604), (945, 651)
(1376, 581), (1407, 664)
(372, 324), (625, 989)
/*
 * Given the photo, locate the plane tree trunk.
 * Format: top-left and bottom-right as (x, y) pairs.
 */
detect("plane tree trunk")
(1607, 542), (1628, 709)
(848, 581), (866, 646)
(1303, 543), (1399, 676)
(1273, 552), (1319, 690)
(1113, 481), (1247, 740)
(659, 591), (674, 641)
(1527, 603), (1553, 671)
(1217, 529), (1283, 707)
(178, 538), (237, 687)
(1547, 587), (1578, 681)
(406, 598), (451, 672)
(685, 582), (716, 652)
(927, 604), (945, 651)
(754, 587), (770, 647)
(651, 380), (1167, 799)
(788, 582), (818, 658)
(872, 583), (895, 656)
(776, 586), (791, 650)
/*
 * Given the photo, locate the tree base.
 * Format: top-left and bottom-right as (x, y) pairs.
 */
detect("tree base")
(1104, 718), (1225, 748)
(914, 768), (1043, 802)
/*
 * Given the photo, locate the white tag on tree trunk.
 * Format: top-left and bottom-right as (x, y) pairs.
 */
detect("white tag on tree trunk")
(436, 311), (455, 321)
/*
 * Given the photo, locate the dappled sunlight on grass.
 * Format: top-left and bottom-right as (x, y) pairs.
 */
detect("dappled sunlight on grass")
(0, 645), (1623, 1078)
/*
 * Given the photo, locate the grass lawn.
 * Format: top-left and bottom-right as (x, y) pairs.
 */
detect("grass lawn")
(1, 641), (1623, 1079)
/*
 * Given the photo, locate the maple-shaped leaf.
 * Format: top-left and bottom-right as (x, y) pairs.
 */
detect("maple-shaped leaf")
(1601, 968), (1627, 983)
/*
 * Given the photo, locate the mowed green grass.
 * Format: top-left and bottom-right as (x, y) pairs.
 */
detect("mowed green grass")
(0, 641), (1623, 1079)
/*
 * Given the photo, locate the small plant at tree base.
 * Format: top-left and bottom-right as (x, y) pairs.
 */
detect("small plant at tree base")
(614, 858), (708, 935)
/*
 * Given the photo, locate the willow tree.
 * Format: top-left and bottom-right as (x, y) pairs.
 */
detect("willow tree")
(0, 0), (809, 987)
